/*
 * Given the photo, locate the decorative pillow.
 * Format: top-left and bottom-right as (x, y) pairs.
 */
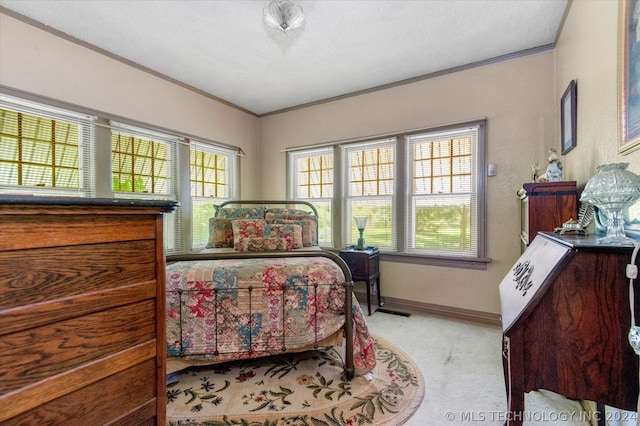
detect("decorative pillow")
(266, 212), (318, 247)
(264, 223), (303, 250)
(232, 219), (267, 250)
(237, 236), (288, 252)
(206, 217), (234, 248)
(217, 206), (267, 219)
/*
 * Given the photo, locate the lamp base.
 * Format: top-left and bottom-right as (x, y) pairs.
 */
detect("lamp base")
(356, 237), (366, 250)
(597, 209), (634, 245)
(596, 235), (637, 245)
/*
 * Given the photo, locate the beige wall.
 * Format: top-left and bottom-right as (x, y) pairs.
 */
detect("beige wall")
(0, 12), (262, 199)
(260, 52), (557, 316)
(556, 0), (640, 183)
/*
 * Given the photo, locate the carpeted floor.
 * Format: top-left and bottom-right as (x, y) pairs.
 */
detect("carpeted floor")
(166, 335), (424, 425)
(166, 307), (635, 425)
(364, 309), (594, 425)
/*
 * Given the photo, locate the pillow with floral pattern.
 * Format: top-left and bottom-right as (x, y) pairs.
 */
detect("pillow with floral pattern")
(206, 217), (234, 248)
(266, 213), (318, 247)
(232, 219), (267, 250)
(264, 223), (303, 250)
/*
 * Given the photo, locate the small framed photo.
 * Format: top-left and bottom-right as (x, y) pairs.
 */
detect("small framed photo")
(561, 80), (577, 155)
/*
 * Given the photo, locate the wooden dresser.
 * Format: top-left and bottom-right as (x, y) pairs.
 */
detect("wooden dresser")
(0, 196), (178, 425)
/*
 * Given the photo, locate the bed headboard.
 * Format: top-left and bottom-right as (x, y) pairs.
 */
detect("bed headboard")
(214, 200), (318, 218)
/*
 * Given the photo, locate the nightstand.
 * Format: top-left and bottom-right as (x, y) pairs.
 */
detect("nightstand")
(339, 247), (381, 315)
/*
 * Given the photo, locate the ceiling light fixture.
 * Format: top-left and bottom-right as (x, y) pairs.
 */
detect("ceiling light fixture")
(263, 0), (305, 32)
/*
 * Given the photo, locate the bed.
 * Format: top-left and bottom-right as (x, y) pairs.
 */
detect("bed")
(165, 200), (376, 379)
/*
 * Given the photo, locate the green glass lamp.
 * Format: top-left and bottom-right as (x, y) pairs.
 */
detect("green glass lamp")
(354, 216), (368, 250)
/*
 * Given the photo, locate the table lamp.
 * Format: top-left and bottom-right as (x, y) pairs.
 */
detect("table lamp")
(354, 216), (368, 250)
(579, 163), (640, 244)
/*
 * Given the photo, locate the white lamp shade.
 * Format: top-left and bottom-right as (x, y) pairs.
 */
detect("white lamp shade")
(354, 216), (368, 230)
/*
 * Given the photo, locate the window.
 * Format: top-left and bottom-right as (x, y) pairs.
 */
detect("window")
(406, 127), (477, 257)
(0, 96), (94, 197)
(343, 139), (395, 250)
(288, 120), (487, 268)
(112, 132), (169, 194)
(289, 147), (334, 246)
(109, 122), (180, 251)
(190, 141), (236, 248)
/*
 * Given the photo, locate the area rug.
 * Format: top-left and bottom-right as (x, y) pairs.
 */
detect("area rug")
(166, 335), (424, 426)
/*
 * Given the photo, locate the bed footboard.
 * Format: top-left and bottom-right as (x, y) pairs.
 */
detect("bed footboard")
(166, 250), (356, 379)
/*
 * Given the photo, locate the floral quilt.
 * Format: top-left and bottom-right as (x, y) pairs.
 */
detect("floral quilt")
(166, 256), (376, 376)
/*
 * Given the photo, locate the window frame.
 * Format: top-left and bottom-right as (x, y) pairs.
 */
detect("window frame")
(0, 94), (95, 198)
(287, 146), (336, 247)
(189, 140), (238, 251)
(342, 138), (397, 251)
(288, 119), (489, 270)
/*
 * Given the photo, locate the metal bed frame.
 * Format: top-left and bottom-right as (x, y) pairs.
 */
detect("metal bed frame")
(166, 200), (355, 379)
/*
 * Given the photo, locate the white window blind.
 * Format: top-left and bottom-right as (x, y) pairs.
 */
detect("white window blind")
(343, 138), (396, 250)
(0, 95), (95, 197)
(109, 121), (181, 253)
(190, 140), (237, 249)
(406, 125), (479, 257)
(289, 147), (334, 246)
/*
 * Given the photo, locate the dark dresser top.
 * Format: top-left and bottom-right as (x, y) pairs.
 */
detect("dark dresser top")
(0, 195), (179, 212)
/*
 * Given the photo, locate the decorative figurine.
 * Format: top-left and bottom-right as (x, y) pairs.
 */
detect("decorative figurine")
(537, 148), (563, 182)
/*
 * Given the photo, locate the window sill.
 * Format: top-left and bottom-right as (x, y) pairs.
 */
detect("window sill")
(381, 252), (491, 270)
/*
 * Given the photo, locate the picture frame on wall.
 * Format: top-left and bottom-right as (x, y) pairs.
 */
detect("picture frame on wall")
(619, 0), (640, 154)
(560, 80), (577, 155)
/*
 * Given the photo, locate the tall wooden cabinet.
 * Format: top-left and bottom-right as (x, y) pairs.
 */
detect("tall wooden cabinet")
(0, 196), (177, 425)
(519, 181), (577, 251)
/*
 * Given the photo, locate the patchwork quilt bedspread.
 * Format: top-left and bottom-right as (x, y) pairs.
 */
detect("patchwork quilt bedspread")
(166, 256), (376, 375)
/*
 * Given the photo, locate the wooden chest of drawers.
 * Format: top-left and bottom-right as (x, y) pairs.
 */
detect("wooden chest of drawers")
(0, 196), (177, 425)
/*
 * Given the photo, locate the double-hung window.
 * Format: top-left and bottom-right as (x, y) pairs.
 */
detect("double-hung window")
(406, 126), (479, 257)
(190, 141), (237, 249)
(110, 122), (180, 251)
(288, 120), (487, 268)
(0, 95), (94, 197)
(343, 138), (396, 250)
(289, 147), (334, 246)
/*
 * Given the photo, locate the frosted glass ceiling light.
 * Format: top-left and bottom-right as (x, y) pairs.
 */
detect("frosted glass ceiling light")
(264, 0), (305, 32)
(580, 163), (640, 244)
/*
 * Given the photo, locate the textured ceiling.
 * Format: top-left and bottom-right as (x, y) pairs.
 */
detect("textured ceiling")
(0, 0), (568, 116)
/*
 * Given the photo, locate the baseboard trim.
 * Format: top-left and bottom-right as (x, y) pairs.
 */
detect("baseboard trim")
(354, 291), (502, 326)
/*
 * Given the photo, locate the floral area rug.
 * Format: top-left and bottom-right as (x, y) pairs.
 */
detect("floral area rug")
(166, 335), (424, 426)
